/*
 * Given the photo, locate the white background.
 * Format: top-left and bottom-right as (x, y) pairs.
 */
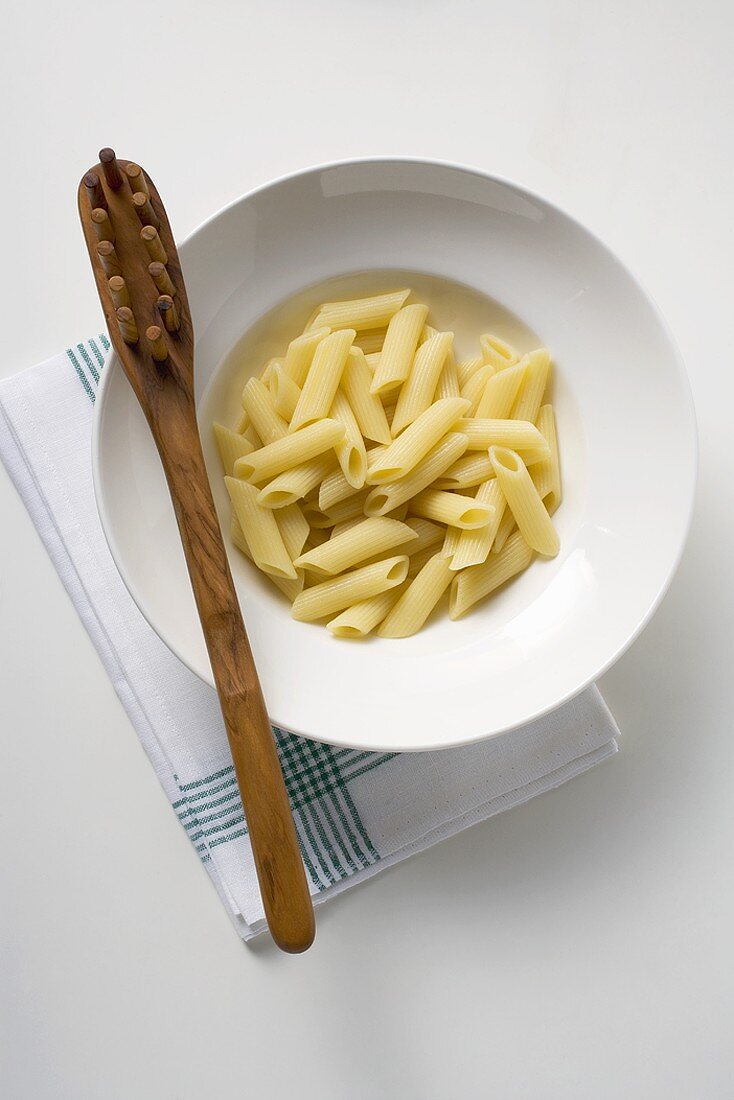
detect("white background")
(1, 1), (732, 1097)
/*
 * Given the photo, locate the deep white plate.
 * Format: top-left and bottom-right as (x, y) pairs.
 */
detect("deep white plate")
(93, 159), (696, 751)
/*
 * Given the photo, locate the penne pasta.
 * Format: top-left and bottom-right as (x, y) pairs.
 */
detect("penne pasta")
(402, 517), (445, 555)
(275, 503), (310, 560)
(457, 355), (484, 388)
(434, 451), (495, 491)
(354, 328), (387, 355)
(407, 544), (443, 578)
(367, 397), (470, 484)
(269, 364), (302, 421)
(377, 553), (454, 637)
(257, 452), (338, 509)
(308, 290), (410, 333)
(291, 556), (409, 621)
(510, 349), (551, 423)
(213, 422), (255, 476)
(260, 357), (282, 386)
(318, 466), (360, 512)
(457, 418), (550, 460)
(450, 478), (507, 570)
(492, 508), (517, 554)
(365, 351), (381, 371)
(230, 514), (304, 600)
(330, 390), (368, 488)
(341, 348), (392, 444)
(436, 347), (460, 400)
(234, 419), (345, 484)
(327, 584), (407, 638)
(391, 330), (454, 435)
(461, 363), (496, 415)
(283, 327), (330, 387)
(225, 476), (296, 579)
(440, 525), (462, 560)
(410, 488), (493, 529)
(321, 489), (370, 525)
(490, 447), (559, 556)
(295, 517), (418, 575)
(370, 304), (429, 395)
(450, 531), (533, 619)
(531, 404), (562, 514)
(475, 359), (526, 419)
(329, 516), (367, 539)
(234, 408), (250, 434)
(479, 333), (520, 372)
(241, 377), (289, 443)
(364, 432), (468, 515)
(290, 329), (355, 431)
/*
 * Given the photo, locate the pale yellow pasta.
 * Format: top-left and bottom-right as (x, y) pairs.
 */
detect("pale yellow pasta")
(410, 488), (493, 530)
(440, 526), (462, 559)
(434, 451), (495, 491)
(475, 359), (526, 419)
(230, 514), (304, 600)
(330, 390), (368, 488)
(234, 419), (345, 484)
(308, 290), (410, 333)
(327, 585), (407, 639)
(318, 467), (359, 512)
(450, 531), (532, 619)
(479, 333), (520, 372)
(457, 355), (484, 388)
(242, 424), (261, 449)
(320, 489), (370, 525)
(407, 544), (441, 578)
(260, 357), (282, 386)
(213, 422), (255, 476)
(329, 516), (366, 539)
(490, 447), (559, 556)
(354, 328), (386, 355)
(461, 363), (495, 415)
(436, 348), (460, 400)
(457, 418), (550, 460)
(402, 517), (445, 555)
(364, 432), (468, 516)
(367, 397), (470, 484)
(492, 508), (517, 554)
(225, 476), (296, 579)
(391, 330), (454, 435)
(451, 479), (507, 570)
(241, 377), (288, 443)
(257, 452), (337, 509)
(234, 408), (250, 434)
(510, 349), (551, 423)
(531, 404), (562, 515)
(283, 327), (330, 387)
(341, 348), (392, 445)
(370, 304), (429, 395)
(291, 556), (409, 621)
(365, 351), (381, 371)
(275, 503), (310, 560)
(295, 517), (417, 576)
(377, 553), (454, 637)
(269, 364), (302, 420)
(290, 329), (355, 431)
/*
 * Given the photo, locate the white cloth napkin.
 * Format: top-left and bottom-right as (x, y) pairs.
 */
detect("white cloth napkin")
(0, 337), (619, 940)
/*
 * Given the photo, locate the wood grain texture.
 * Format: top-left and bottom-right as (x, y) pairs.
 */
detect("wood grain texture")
(78, 157), (315, 953)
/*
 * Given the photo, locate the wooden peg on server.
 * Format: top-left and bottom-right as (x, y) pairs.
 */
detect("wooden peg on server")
(148, 261), (175, 297)
(83, 171), (107, 211)
(108, 276), (131, 309)
(125, 162), (150, 197)
(116, 306), (139, 345)
(98, 148), (123, 191)
(96, 240), (122, 278)
(156, 294), (180, 333)
(140, 224), (168, 265)
(91, 207), (115, 243)
(146, 325), (168, 363)
(132, 191), (160, 229)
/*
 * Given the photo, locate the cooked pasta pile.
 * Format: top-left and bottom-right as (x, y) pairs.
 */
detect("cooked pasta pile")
(213, 289), (561, 638)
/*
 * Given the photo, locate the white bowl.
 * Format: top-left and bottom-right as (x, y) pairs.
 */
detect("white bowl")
(93, 158), (696, 752)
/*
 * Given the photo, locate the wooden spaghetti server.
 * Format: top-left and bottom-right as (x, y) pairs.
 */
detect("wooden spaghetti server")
(78, 149), (315, 953)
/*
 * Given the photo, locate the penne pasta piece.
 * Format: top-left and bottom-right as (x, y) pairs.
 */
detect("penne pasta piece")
(291, 556), (409, 621)
(364, 351), (381, 372)
(283, 327), (330, 387)
(234, 419), (345, 484)
(270, 364), (302, 421)
(370, 304), (429, 395)
(275, 503), (310, 560)
(480, 333), (520, 372)
(329, 516), (366, 539)
(327, 584), (407, 638)
(295, 517), (418, 576)
(242, 423), (262, 449)
(406, 543), (442, 578)
(377, 553), (454, 637)
(436, 348), (460, 400)
(391, 330), (454, 435)
(434, 451), (495, 490)
(410, 488), (493, 530)
(234, 408), (250, 434)
(213, 422), (254, 476)
(457, 355), (484, 388)
(451, 478), (507, 570)
(531, 404), (562, 514)
(492, 508), (517, 554)
(461, 363), (495, 415)
(322, 489), (370, 525)
(354, 328), (387, 355)
(307, 290), (410, 333)
(366, 397), (470, 484)
(402, 517), (444, 555)
(330, 390), (368, 488)
(341, 348), (392, 444)
(490, 447), (559, 556)
(440, 525), (462, 560)
(450, 531), (533, 619)
(476, 359), (527, 419)
(260, 357), (282, 386)
(302, 526), (330, 551)
(364, 432), (468, 515)
(457, 418), (550, 460)
(257, 452), (338, 509)
(241, 377), (289, 443)
(511, 349), (552, 424)
(290, 329), (355, 431)
(230, 514), (305, 600)
(225, 476), (297, 579)
(318, 467), (360, 512)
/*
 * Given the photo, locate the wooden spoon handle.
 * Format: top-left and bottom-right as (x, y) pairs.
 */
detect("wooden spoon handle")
(155, 396), (314, 953)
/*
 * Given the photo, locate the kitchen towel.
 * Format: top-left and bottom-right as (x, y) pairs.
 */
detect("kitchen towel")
(0, 338), (619, 939)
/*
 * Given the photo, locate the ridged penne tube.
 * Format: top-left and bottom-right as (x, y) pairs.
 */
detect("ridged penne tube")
(230, 514), (305, 601)
(457, 418), (550, 459)
(275, 503), (310, 559)
(308, 290), (410, 333)
(330, 390), (368, 488)
(291, 556), (409, 622)
(341, 348), (392, 444)
(402, 517), (444, 555)
(319, 467), (359, 512)
(370, 304), (429, 395)
(364, 432), (468, 516)
(270, 364), (302, 420)
(283, 327), (330, 387)
(257, 452), (337, 508)
(354, 328), (386, 355)
(234, 408), (250, 434)
(434, 452), (495, 490)
(290, 329), (355, 431)
(241, 377), (288, 443)
(234, 419), (345, 484)
(260, 358), (282, 386)
(295, 517), (418, 576)
(436, 348), (460, 399)
(480, 333), (520, 372)
(391, 331), (454, 435)
(377, 553), (454, 637)
(476, 360), (527, 419)
(457, 355), (484, 388)
(322, 489), (370, 525)
(213, 422), (254, 476)
(225, 476), (296, 579)
(531, 405), (562, 514)
(492, 509), (517, 554)
(440, 526), (462, 560)
(490, 447), (559, 556)
(450, 531), (533, 619)
(329, 516), (365, 539)
(365, 352), (381, 371)
(366, 397), (470, 484)
(242, 424), (261, 449)
(327, 584), (407, 638)
(461, 363), (495, 415)
(451, 479), (507, 570)
(410, 488), (493, 529)
(511, 349), (552, 423)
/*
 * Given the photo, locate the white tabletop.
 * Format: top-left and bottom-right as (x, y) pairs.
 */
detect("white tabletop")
(1, 2), (732, 1096)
